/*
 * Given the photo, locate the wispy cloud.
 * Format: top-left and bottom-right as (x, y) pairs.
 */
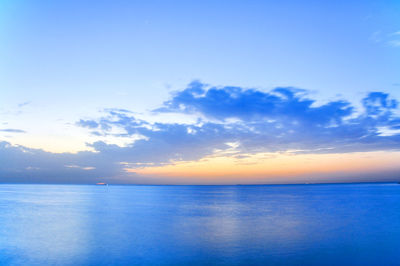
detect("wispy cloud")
(388, 40), (400, 47)
(370, 30), (400, 48)
(0, 129), (26, 133)
(388, 30), (400, 47)
(65, 164), (96, 170)
(17, 101), (31, 108)
(369, 31), (382, 43)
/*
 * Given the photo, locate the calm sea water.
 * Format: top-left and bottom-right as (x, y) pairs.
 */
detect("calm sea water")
(0, 183), (399, 265)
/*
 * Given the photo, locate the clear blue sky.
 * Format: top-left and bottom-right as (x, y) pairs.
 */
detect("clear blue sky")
(1, 0), (400, 184)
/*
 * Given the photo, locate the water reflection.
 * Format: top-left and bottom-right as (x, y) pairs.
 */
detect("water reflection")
(0, 185), (91, 265)
(1, 184), (400, 265)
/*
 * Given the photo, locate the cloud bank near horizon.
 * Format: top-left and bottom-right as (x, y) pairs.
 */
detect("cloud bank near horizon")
(1, 82), (400, 184)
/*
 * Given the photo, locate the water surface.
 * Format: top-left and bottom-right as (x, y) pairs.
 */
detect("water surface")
(0, 183), (399, 265)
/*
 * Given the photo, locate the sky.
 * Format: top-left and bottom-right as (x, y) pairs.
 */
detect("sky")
(1, 0), (400, 184)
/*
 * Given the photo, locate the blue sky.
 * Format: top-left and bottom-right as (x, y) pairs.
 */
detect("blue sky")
(1, 0), (400, 184)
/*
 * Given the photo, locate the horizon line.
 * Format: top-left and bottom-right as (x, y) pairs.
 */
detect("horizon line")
(1, 181), (399, 186)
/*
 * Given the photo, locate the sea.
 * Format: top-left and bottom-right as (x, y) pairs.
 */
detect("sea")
(0, 183), (399, 265)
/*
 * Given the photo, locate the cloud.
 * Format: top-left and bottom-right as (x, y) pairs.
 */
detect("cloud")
(388, 30), (400, 47)
(75, 83), (400, 164)
(388, 40), (400, 47)
(65, 164), (96, 171)
(1, 82), (400, 183)
(155, 82), (400, 153)
(77, 119), (99, 129)
(0, 141), (123, 183)
(156, 81), (354, 124)
(17, 101), (31, 108)
(0, 129), (26, 133)
(370, 30), (400, 48)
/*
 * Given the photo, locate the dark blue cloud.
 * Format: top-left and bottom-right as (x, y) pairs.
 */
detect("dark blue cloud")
(77, 119), (99, 129)
(156, 81), (354, 126)
(362, 92), (397, 116)
(155, 82), (400, 153)
(71, 84), (400, 168)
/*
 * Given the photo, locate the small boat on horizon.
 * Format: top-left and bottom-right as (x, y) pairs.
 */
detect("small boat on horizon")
(96, 182), (108, 186)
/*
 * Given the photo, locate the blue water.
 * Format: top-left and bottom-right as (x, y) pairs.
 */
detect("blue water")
(0, 183), (399, 265)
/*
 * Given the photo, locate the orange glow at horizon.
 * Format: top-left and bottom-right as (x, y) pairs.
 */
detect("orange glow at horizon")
(127, 151), (400, 183)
